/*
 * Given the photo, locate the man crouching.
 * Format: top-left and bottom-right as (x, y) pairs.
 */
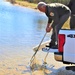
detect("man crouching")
(37, 2), (71, 49)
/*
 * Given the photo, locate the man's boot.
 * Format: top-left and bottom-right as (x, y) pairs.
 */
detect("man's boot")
(46, 41), (58, 49)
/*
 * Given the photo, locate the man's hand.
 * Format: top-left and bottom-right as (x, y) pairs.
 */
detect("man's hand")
(46, 26), (52, 32)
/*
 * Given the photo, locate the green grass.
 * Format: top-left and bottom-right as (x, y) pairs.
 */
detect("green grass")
(62, 18), (70, 29)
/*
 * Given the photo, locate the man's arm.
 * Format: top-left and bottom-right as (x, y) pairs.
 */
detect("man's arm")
(46, 23), (52, 32)
(46, 11), (59, 32)
(46, 17), (52, 32)
(51, 12), (59, 28)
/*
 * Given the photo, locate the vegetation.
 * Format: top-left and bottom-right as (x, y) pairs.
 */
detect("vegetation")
(15, 0), (37, 9)
(62, 18), (70, 29)
(17, 0), (70, 4)
(7, 0), (71, 8)
(13, 0), (71, 9)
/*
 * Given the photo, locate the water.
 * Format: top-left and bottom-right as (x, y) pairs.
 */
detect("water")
(0, 1), (50, 48)
(0, 1), (53, 74)
(0, 0), (51, 61)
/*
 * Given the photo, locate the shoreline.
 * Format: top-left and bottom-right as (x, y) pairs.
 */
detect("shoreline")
(15, 0), (37, 9)
(6, 0), (40, 12)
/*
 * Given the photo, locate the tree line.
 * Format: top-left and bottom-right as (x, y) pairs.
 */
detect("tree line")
(24, 0), (70, 4)
(9, 0), (70, 5)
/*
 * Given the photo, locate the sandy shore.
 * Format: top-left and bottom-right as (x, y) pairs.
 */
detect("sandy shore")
(0, 46), (75, 75)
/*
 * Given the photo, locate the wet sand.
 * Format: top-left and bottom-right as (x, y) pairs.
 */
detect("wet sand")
(0, 46), (75, 75)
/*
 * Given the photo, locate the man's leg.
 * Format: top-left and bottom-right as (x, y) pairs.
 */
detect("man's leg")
(50, 28), (56, 46)
(55, 13), (70, 43)
(46, 27), (57, 48)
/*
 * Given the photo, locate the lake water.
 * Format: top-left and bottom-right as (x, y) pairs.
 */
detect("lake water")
(0, 1), (51, 47)
(0, 1), (54, 75)
(0, 1), (51, 61)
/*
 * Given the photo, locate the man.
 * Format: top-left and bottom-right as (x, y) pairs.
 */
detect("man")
(67, 0), (75, 29)
(37, 2), (71, 49)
